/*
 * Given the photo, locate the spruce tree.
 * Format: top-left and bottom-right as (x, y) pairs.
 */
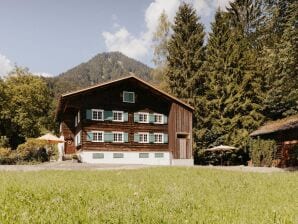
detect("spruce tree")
(195, 5), (265, 153)
(263, 1), (298, 118)
(166, 3), (205, 100)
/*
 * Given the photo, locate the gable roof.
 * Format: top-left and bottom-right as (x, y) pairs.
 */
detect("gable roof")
(250, 115), (298, 137)
(56, 75), (194, 120)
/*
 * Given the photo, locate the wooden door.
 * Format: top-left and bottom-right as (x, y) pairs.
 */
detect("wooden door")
(179, 139), (187, 159)
(64, 138), (76, 154)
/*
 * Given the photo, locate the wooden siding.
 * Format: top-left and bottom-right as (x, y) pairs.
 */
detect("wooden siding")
(60, 78), (193, 156)
(168, 102), (193, 159)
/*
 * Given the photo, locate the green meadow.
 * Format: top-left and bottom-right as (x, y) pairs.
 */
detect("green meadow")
(0, 167), (297, 224)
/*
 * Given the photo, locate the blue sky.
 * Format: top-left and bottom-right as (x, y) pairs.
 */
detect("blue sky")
(0, 0), (231, 76)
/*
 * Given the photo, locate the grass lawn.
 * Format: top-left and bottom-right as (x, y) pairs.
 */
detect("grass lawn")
(0, 167), (297, 224)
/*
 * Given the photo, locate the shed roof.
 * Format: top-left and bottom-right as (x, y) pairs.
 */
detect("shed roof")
(250, 115), (298, 137)
(55, 75), (194, 120)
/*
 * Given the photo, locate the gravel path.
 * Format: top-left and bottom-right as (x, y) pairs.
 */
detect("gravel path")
(0, 161), (296, 172)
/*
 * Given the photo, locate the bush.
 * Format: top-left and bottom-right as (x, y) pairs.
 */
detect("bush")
(16, 139), (51, 163)
(249, 138), (277, 167)
(0, 148), (18, 165)
(0, 136), (9, 148)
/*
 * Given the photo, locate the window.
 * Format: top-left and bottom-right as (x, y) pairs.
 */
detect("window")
(59, 123), (63, 133)
(123, 91), (135, 103)
(139, 112), (149, 123)
(113, 111), (124, 122)
(113, 132), (124, 143)
(92, 131), (104, 142)
(75, 131), (81, 146)
(155, 153), (164, 158)
(93, 153), (104, 159)
(113, 153), (124, 158)
(154, 113), (163, 124)
(139, 153), (149, 158)
(139, 132), (149, 143)
(154, 133), (163, 143)
(75, 111), (80, 127)
(92, 109), (103, 121)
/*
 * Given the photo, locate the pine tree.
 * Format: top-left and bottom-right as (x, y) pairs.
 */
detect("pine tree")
(263, 1), (298, 118)
(166, 3), (205, 100)
(195, 5), (265, 153)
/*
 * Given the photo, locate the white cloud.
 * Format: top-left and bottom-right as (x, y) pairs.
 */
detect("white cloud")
(0, 54), (13, 77)
(102, 0), (232, 62)
(33, 72), (55, 77)
(193, 0), (231, 17)
(102, 27), (148, 59)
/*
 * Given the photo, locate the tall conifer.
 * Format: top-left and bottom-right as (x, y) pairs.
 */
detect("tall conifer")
(166, 3), (205, 100)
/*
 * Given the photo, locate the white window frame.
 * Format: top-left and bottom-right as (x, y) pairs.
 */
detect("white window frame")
(77, 111), (80, 124)
(138, 112), (149, 123)
(91, 109), (104, 121)
(92, 131), (104, 142)
(123, 91), (135, 103)
(59, 123), (63, 133)
(153, 113), (164, 124)
(75, 111), (80, 127)
(154, 133), (164, 144)
(75, 131), (81, 146)
(112, 131), (124, 143)
(112, 110), (124, 122)
(138, 132), (149, 143)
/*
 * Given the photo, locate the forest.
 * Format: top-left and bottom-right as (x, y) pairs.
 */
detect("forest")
(0, 0), (297, 164)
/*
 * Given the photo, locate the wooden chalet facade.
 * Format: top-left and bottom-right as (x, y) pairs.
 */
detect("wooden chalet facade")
(56, 76), (194, 165)
(250, 115), (298, 167)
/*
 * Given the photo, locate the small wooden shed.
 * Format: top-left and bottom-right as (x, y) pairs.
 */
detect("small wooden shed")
(250, 115), (298, 167)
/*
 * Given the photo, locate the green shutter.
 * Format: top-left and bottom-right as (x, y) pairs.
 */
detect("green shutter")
(86, 109), (92, 120)
(163, 115), (168, 124)
(124, 133), (128, 142)
(86, 132), (93, 141)
(124, 112), (128, 122)
(104, 132), (113, 142)
(163, 134), (168, 143)
(149, 114), (154, 123)
(104, 111), (113, 121)
(149, 133), (154, 143)
(134, 113), (139, 122)
(134, 133), (139, 142)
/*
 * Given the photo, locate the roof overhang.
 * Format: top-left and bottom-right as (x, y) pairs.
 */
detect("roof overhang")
(55, 75), (194, 121)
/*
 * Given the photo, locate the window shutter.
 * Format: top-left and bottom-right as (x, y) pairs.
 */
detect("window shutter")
(134, 113), (139, 122)
(124, 112), (128, 122)
(86, 132), (93, 141)
(149, 114), (155, 123)
(163, 115), (168, 124)
(134, 133), (139, 142)
(104, 111), (113, 121)
(104, 132), (113, 142)
(149, 133), (154, 143)
(86, 109), (92, 120)
(124, 133), (129, 142)
(163, 134), (168, 143)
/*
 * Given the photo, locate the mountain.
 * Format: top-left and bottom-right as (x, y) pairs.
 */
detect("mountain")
(47, 52), (153, 96)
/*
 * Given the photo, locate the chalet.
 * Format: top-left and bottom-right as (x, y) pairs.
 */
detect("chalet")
(250, 115), (298, 167)
(55, 76), (194, 165)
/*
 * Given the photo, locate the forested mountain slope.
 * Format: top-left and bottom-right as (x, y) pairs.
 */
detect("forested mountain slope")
(47, 52), (152, 96)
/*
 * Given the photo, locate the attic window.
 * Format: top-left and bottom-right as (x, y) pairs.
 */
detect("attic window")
(123, 91), (135, 103)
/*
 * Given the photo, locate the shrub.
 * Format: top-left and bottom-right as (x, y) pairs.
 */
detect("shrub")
(0, 136), (9, 148)
(0, 148), (18, 165)
(16, 139), (50, 163)
(249, 138), (277, 167)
